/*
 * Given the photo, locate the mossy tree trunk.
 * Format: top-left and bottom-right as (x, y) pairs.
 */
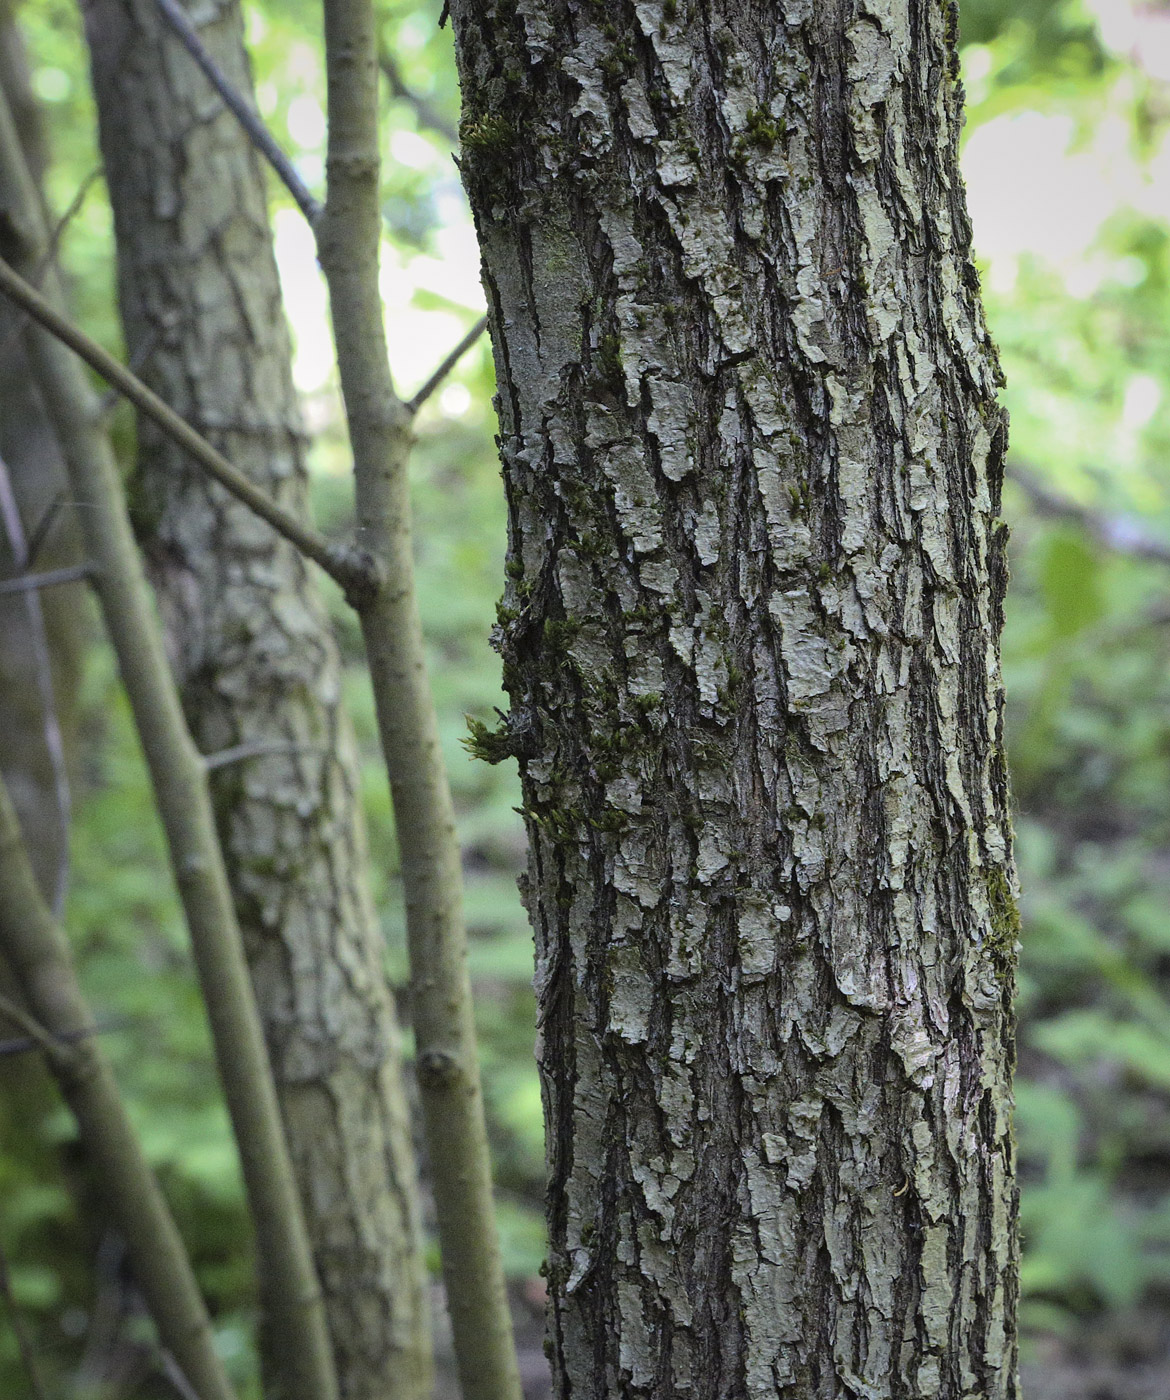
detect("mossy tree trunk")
(449, 1), (1020, 1397)
(81, 3), (430, 1396)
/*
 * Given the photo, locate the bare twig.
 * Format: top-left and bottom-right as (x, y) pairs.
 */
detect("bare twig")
(73, 1233), (128, 1398)
(0, 1021), (124, 1059)
(159, 1348), (204, 1400)
(0, 561), (95, 596)
(406, 313), (487, 415)
(0, 554), (241, 1400)
(0, 86), (337, 1400)
(96, 325), (159, 418)
(0, 452), (72, 917)
(0, 1029), (63, 1058)
(1010, 462), (1170, 566)
(202, 739), (323, 771)
(0, 256), (378, 602)
(378, 47), (458, 146)
(154, 0), (322, 224)
(0, 1000), (129, 1058)
(40, 164), (102, 282)
(0, 1238), (50, 1400)
(24, 490), (66, 567)
(0, 989), (60, 1058)
(0, 164), (101, 357)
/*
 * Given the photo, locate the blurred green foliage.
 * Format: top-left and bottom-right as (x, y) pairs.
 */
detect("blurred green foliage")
(966, 0), (1170, 1344)
(3, 0), (1170, 1392)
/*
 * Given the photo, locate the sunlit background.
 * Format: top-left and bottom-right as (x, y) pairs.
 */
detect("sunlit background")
(5, 1), (1170, 1397)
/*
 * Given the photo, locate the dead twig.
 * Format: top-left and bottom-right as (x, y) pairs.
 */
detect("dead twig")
(0, 255), (377, 602)
(0, 1011), (129, 1060)
(154, 0), (321, 224)
(0, 164), (101, 356)
(0, 989), (68, 1058)
(0, 561), (95, 597)
(202, 739), (325, 771)
(407, 314), (487, 415)
(0, 452), (72, 917)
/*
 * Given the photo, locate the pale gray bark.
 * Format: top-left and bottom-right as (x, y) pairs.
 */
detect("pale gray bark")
(80, 2), (431, 1396)
(449, 2), (1019, 1398)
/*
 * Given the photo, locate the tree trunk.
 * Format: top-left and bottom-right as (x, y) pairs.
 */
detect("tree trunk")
(80, 4), (431, 1396)
(449, 2), (1019, 1397)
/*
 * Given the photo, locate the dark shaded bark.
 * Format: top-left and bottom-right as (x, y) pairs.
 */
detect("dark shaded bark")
(449, 2), (1019, 1397)
(80, 2), (431, 1396)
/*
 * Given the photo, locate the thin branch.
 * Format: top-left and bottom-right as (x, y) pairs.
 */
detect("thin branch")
(0, 771), (241, 1400)
(0, 255), (379, 603)
(39, 164), (102, 283)
(24, 490), (66, 567)
(158, 1343), (204, 1400)
(1010, 462), (1170, 567)
(0, 1239), (50, 1400)
(406, 313), (487, 415)
(96, 325), (159, 418)
(319, 3), (521, 1399)
(0, 989), (61, 1058)
(0, 1016), (125, 1059)
(0, 164), (101, 357)
(73, 1233), (126, 1397)
(154, 0), (322, 225)
(0, 560), (95, 596)
(0, 1031), (61, 1058)
(0, 85), (337, 1400)
(378, 47), (458, 146)
(0, 452), (72, 918)
(202, 739), (324, 771)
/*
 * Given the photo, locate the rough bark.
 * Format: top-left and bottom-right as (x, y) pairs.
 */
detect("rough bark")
(449, 2), (1019, 1398)
(79, 2), (431, 1396)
